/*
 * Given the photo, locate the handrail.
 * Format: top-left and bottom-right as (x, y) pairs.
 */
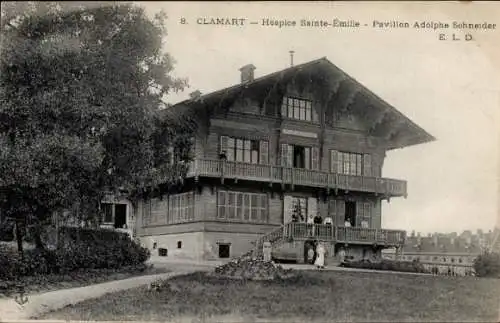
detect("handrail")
(187, 159), (407, 196)
(251, 222), (406, 254)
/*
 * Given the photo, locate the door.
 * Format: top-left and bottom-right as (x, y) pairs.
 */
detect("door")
(114, 204), (127, 229)
(345, 201), (356, 227)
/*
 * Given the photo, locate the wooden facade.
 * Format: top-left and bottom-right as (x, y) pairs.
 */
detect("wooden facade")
(134, 57), (434, 261)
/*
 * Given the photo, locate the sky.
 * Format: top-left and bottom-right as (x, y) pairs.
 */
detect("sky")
(139, 1), (500, 235)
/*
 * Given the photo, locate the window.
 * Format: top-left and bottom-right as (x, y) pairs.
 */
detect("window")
(220, 136), (268, 164)
(168, 192), (195, 224)
(217, 190), (268, 223)
(218, 243), (230, 258)
(331, 150), (368, 176)
(281, 144), (319, 170)
(281, 96), (315, 122)
(101, 203), (127, 228)
(102, 203), (113, 223)
(177, 241), (182, 249)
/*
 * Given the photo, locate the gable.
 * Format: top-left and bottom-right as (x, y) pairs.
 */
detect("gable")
(169, 57), (435, 150)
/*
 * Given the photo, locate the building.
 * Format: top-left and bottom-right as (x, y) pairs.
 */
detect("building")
(110, 57), (434, 262)
(382, 230), (495, 276)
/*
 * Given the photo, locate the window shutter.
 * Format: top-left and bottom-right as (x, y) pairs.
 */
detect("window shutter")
(220, 135), (228, 155)
(330, 150), (338, 173)
(329, 199), (337, 218)
(363, 202), (372, 228)
(312, 107), (319, 123)
(283, 195), (293, 224)
(372, 200), (382, 229)
(280, 144), (287, 166)
(336, 200), (345, 226)
(217, 191), (226, 219)
(281, 144), (292, 167)
(281, 97), (287, 117)
(287, 145), (293, 167)
(355, 201), (363, 227)
(363, 154), (372, 176)
(307, 197), (317, 223)
(312, 147), (319, 170)
(259, 140), (269, 164)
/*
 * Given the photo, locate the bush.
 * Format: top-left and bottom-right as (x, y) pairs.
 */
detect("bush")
(0, 219), (15, 242)
(0, 227), (150, 279)
(55, 227), (150, 272)
(342, 259), (429, 274)
(473, 252), (500, 278)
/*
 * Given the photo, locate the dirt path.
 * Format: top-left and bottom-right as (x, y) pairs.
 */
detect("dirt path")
(0, 269), (204, 321)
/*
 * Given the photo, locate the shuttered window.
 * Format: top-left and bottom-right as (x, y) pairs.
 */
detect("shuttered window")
(168, 192), (195, 224)
(217, 190), (268, 223)
(330, 150), (371, 176)
(281, 96), (315, 122)
(219, 135), (268, 164)
(281, 144), (319, 170)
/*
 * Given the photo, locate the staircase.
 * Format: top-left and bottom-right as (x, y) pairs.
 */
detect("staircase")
(247, 224), (287, 258)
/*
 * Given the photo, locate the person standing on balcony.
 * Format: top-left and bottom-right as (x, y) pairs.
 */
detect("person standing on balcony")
(313, 213), (323, 236)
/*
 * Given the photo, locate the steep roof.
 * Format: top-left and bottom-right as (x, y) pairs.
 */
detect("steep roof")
(169, 57), (435, 150)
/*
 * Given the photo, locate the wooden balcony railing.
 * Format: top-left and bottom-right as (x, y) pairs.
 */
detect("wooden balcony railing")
(283, 222), (406, 246)
(187, 159), (407, 197)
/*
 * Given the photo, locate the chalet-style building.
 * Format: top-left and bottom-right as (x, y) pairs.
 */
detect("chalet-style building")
(113, 57), (435, 262)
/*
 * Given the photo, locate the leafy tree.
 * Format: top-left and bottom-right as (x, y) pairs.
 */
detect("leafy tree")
(473, 252), (500, 278)
(0, 2), (192, 255)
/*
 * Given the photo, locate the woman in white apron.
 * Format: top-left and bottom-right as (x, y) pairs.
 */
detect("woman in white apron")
(314, 241), (326, 269)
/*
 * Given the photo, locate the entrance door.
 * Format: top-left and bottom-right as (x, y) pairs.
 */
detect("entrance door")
(218, 243), (230, 258)
(114, 204), (127, 229)
(345, 201), (356, 227)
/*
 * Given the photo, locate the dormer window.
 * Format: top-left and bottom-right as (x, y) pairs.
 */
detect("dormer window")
(281, 96), (316, 122)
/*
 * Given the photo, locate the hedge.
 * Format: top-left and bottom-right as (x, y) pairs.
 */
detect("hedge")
(341, 259), (429, 274)
(0, 227), (150, 280)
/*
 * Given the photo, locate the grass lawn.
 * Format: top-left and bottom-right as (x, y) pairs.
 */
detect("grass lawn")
(38, 269), (500, 322)
(0, 265), (170, 299)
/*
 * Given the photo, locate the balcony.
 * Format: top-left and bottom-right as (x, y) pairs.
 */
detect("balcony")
(283, 222), (406, 247)
(187, 159), (407, 197)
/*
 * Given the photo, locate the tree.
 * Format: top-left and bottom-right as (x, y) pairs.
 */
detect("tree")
(473, 252), (500, 278)
(0, 2), (192, 255)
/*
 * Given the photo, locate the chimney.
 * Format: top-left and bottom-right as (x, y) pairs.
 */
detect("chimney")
(239, 64), (256, 83)
(289, 50), (295, 67)
(189, 90), (202, 100)
(432, 234), (438, 246)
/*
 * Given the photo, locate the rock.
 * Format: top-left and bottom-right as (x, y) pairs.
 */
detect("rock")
(212, 257), (295, 281)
